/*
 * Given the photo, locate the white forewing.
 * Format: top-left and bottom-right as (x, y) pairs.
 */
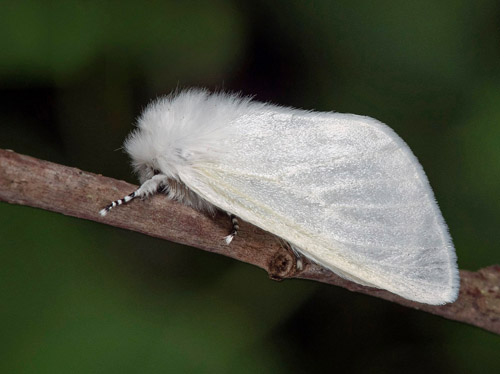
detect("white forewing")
(178, 106), (459, 304)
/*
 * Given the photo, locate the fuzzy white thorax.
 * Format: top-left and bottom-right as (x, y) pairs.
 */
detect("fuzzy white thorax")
(125, 89), (261, 183)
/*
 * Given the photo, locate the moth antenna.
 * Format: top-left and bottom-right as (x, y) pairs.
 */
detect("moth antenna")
(224, 214), (239, 244)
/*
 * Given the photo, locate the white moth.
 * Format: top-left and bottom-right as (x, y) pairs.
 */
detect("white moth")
(100, 89), (459, 305)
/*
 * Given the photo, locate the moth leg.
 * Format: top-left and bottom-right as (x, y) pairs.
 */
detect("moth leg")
(99, 174), (169, 216)
(224, 214), (239, 244)
(288, 243), (304, 271)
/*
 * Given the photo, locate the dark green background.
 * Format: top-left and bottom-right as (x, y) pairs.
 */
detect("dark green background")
(1, 1), (499, 372)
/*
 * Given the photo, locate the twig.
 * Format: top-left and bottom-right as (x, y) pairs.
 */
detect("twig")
(1, 148), (499, 335)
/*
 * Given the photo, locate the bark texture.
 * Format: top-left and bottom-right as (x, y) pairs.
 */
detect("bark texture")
(1, 148), (499, 335)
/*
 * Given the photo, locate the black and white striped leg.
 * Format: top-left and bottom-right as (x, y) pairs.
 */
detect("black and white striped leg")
(289, 243), (304, 270)
(224, 214), (239, 244)
(99, 174), (169, 216)
(99, 192), (137, 216)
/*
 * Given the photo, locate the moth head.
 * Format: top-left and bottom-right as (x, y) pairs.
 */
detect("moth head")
(133, 163), (162, 184)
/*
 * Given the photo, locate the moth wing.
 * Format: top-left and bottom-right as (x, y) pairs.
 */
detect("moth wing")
(180, 110), (459, 304)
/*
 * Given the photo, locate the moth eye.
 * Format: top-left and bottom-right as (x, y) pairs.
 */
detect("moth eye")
(153, 169), (161, 175)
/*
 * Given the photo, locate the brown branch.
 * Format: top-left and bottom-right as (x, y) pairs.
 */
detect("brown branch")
(1, 148), (499, 335)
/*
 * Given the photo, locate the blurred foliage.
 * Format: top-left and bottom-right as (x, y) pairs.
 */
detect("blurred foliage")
(1, 0), (499, 373)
